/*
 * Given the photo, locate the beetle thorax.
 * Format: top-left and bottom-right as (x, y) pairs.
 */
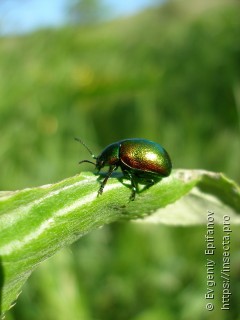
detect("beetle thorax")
(96, 143), (120, 170)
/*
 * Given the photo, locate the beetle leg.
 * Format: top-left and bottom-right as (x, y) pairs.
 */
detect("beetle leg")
(139, 177), (160, 194)
(129, 185), (137, 201)
(122, 170), (138, 201)
(129, 176), (138, 201)
(146, 179), (155, 189)
(98, 165), (118, 196)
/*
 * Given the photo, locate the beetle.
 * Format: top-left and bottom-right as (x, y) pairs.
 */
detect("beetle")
(75, 138), (172, 201)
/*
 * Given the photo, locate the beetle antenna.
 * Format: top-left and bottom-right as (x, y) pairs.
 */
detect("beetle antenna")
(78, 160), (96, 166)
(74, 137), (96, 159)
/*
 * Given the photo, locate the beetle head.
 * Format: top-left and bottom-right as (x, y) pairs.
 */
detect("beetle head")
(95, 156), (105, 172)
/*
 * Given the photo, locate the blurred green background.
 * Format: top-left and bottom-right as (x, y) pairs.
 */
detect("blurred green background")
(1, 0), (239, 319)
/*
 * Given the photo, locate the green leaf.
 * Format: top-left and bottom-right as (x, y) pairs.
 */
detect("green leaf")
(0, 169), (239, 316)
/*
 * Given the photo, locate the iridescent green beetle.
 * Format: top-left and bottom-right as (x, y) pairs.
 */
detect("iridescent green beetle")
(75, 138), (172, 201)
